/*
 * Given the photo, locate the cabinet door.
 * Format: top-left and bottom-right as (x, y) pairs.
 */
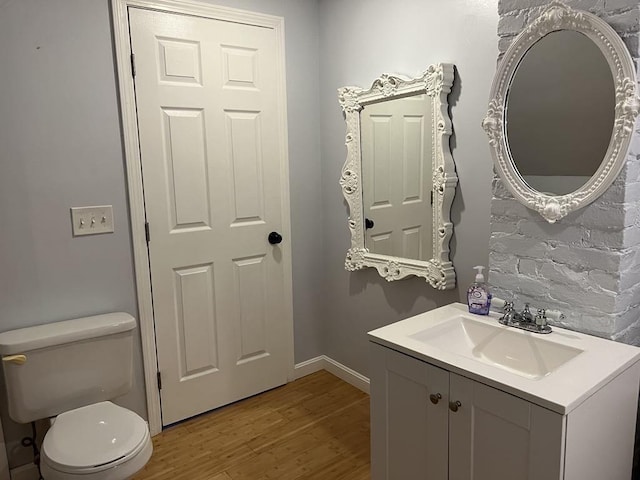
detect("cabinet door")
(370, 343), (449, 480)
(448, 373), (565, 480)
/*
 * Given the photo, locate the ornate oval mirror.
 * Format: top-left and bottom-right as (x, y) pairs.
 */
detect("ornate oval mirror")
(483, 1), (640, 222)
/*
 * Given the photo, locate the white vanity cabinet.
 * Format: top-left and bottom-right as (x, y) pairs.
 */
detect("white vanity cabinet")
(370, 340), (640, 480)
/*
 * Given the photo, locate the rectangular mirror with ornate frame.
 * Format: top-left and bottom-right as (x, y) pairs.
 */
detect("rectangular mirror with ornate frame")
(338, 64), (458, 289)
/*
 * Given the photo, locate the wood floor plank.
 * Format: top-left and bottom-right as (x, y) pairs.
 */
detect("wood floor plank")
(133, 371), (370, 480)
(209, 473), (233, 480)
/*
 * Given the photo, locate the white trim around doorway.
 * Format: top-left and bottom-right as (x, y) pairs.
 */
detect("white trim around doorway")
(110, 0), (293, 435)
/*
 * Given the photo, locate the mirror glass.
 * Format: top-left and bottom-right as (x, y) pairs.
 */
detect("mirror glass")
(484, 1), (639, 223)
(360, 94), (433, 261)
(506, 30), (615, 196)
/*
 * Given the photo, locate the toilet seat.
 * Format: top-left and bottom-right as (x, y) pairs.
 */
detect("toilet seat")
(41, 402), (152, 479)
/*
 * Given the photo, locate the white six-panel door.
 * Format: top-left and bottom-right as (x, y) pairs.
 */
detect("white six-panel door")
(129, 7), (292, 425)
(361, 95), (433, 261)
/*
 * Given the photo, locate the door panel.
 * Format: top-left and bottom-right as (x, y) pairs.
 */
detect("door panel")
(174, 264), (218, 378)
(158, 38), (202, 84)
(130, 7), (291, 426)
(226, 110), (265, 223)
(233, 254), (268, 363)
(162, 108), (211, 229)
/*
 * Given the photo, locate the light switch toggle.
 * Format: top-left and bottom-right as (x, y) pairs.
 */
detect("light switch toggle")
(71, 205), (114, 236)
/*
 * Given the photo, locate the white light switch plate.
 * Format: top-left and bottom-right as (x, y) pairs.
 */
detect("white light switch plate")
(71, 205), (114, 236)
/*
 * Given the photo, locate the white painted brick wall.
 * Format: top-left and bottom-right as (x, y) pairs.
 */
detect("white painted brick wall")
(490, 0), (640, 344)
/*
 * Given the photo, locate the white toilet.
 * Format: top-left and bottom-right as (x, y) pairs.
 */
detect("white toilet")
(0, 313), (152, 480)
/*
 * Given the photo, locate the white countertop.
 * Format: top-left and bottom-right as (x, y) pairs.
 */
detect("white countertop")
(368, 302), (640, 414)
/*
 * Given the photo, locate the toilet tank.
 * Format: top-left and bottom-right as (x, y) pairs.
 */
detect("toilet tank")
(0, 313), (136, 424)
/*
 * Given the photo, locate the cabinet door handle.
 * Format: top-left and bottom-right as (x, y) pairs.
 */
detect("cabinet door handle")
(429, 393), (442, 405)
(449, 400), (462, 412)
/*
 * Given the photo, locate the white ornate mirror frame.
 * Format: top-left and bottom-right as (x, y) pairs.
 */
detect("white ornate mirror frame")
(482, 1), (640, 223)
(338, 64), (458, 289)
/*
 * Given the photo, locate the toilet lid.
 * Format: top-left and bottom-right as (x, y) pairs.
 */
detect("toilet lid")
(42, 401), (149, 472)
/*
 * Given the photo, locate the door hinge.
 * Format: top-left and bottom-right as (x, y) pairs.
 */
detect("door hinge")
(431, 190), (434, 206)
(145, 222), (150, 243)
(157, 371), (162, 390)
(130, 53), (136, 78)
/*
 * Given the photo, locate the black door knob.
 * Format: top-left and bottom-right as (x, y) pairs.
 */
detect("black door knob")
(365, 218), (374, 230)
(268, 232), (283, 245)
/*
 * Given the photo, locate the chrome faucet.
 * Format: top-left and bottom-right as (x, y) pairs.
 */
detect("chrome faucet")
(520, 304), (534, 324)
(497, 301), (561, 334)
(500, 301), (518, 324)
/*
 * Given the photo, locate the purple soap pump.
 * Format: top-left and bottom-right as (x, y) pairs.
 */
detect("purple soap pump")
(467, 266), (492, 315)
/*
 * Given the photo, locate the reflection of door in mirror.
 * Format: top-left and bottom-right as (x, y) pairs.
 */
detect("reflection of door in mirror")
(506, 30), (615, 196)
(361, 94), (433, 261)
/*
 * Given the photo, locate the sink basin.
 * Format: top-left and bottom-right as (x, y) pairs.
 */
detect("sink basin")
(409, 315), (583, 379)
(369, 302), (640, 414)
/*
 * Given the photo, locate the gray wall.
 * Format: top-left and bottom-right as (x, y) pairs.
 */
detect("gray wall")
(0, 0), (144, 466)
(0, 0), (322, 468)
(319, 0), (500, 377)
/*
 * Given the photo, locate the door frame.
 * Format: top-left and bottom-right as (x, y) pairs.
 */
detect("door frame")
(111, 0), (294, 435)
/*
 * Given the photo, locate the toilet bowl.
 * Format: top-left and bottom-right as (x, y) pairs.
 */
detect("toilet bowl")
(0, 313), (153, 480)
(40, 402), (152, 480)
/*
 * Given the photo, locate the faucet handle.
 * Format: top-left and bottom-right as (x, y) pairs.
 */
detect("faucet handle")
(535, 309), (552, 333)
(545, 309), (565, 322)
(521, 303), (534, 323)
(490, 297), (506, 312)
(498, 301), (517, 326)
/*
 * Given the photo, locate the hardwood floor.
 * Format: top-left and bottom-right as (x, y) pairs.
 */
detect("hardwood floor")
(133, 370), (370, 480)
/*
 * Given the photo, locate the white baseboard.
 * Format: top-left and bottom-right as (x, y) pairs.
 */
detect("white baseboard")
(293, 355), (326, 379)
(9, 464), (38, 480)
(323, 356), (370, 394)
(294, 355), (370, 394)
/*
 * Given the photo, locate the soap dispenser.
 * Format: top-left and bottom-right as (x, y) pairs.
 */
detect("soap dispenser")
(467, 266), (492, 315)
